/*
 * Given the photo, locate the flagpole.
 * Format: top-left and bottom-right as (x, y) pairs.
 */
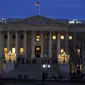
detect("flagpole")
(38, 0), (40, 15)
(39, 5), (40, 15)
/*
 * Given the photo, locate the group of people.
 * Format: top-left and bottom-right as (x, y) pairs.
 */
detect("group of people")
(70, 70), (85, 81)
(42, 72), (63, 81)
(19, 74), (28, 79)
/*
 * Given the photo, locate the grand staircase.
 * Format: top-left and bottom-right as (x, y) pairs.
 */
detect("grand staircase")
(2, 63), (60, 80)
(2, 58), (66, 80)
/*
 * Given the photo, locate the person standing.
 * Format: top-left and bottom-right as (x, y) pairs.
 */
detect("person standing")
(45, 72), (48, 80)
(42, 72), (45, 81)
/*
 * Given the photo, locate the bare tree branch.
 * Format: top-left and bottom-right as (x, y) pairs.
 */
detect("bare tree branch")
(69, 45), (78, 68)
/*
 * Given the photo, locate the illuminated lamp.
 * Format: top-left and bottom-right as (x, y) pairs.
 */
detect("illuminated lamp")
(52, 35), (56, 40)
(36, 47), (40, 51)
(61, 35), (64, 39)
(37, 38), (40, 41)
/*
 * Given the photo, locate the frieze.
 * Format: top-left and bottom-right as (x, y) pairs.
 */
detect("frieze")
(0, 24), (85, 32)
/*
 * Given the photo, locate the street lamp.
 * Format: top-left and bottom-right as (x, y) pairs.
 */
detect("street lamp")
(42, 64), (46, 68)
(42, 63), (51, 80)
(48, 64), (51, 68)
(42, 63), (51, 74)
(42, 64), (51, 68)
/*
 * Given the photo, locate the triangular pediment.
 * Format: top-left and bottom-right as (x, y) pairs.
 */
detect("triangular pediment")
(12, 15), (66, 25)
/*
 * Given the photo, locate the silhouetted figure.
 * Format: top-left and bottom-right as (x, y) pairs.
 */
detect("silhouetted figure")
(82, 74), (85, 81)
(21, 58), (24, 64)
(29, 60), (31, 64)
(80, 72), (83, 80)
(15, 63), (17, 69)
(26, 59), (28, 64)
(42, 72), (45, 81)
(9, 59), (11, 62)
(19, 74), (22, 79)
(58, 74), (63, 80)
(45, 72), (48, 80)
(17, 57), (20, 63)
(0, 75), (1, 79)
(14, 60), (15, 63)
(51, 74), (57, 80)
(76, 69), (82, 80)
(63, 60), (65, 63)
(24, 74), (28, 79)
(71, 72), (76, 80)
(4, 60), (6, 63)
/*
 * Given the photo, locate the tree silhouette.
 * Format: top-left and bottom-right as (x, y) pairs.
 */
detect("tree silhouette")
(69, 38), (85, 72)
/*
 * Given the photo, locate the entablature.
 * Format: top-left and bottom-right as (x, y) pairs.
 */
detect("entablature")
(0, 24), (85, 32)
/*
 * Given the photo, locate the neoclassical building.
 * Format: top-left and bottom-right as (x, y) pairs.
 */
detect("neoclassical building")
(0, 15), (85, 78)
(0, 15), (85, 62)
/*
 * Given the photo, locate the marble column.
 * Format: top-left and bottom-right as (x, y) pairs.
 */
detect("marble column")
(65, 33), (68, 53)
(16, 32), (20, 57)
(0, 32), (4, 58)
(24, 31), (27, 57)
(40, 31), (44, 58)
(31, 31), (35, 58)
(49, 31), (52, 58)
(7, 31), (11, 52)
(57, 32), (60, 58)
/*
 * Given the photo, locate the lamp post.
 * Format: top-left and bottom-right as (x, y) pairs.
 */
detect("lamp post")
(42, 63), (50, 71)
(42, 63), (50, 80)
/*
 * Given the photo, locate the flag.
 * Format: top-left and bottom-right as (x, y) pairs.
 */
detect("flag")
(34, 2), (39, 6)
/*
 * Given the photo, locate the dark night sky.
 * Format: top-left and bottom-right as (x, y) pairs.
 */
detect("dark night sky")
(0, 0), (84, 20)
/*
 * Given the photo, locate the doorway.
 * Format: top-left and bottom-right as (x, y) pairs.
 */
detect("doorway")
(52, 47), (56, 58)
(35, 46), (41, 57)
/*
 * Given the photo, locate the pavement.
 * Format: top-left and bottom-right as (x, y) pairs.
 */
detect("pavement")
(1, 80), (85, 85)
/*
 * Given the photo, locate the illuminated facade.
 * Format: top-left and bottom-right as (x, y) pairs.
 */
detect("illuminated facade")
(0, 15), (84, 62)
(0, 15), (85, 77)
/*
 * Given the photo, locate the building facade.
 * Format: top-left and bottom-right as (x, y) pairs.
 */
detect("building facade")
(0, 15), (85, 62)
(0, 15), (85, 77)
